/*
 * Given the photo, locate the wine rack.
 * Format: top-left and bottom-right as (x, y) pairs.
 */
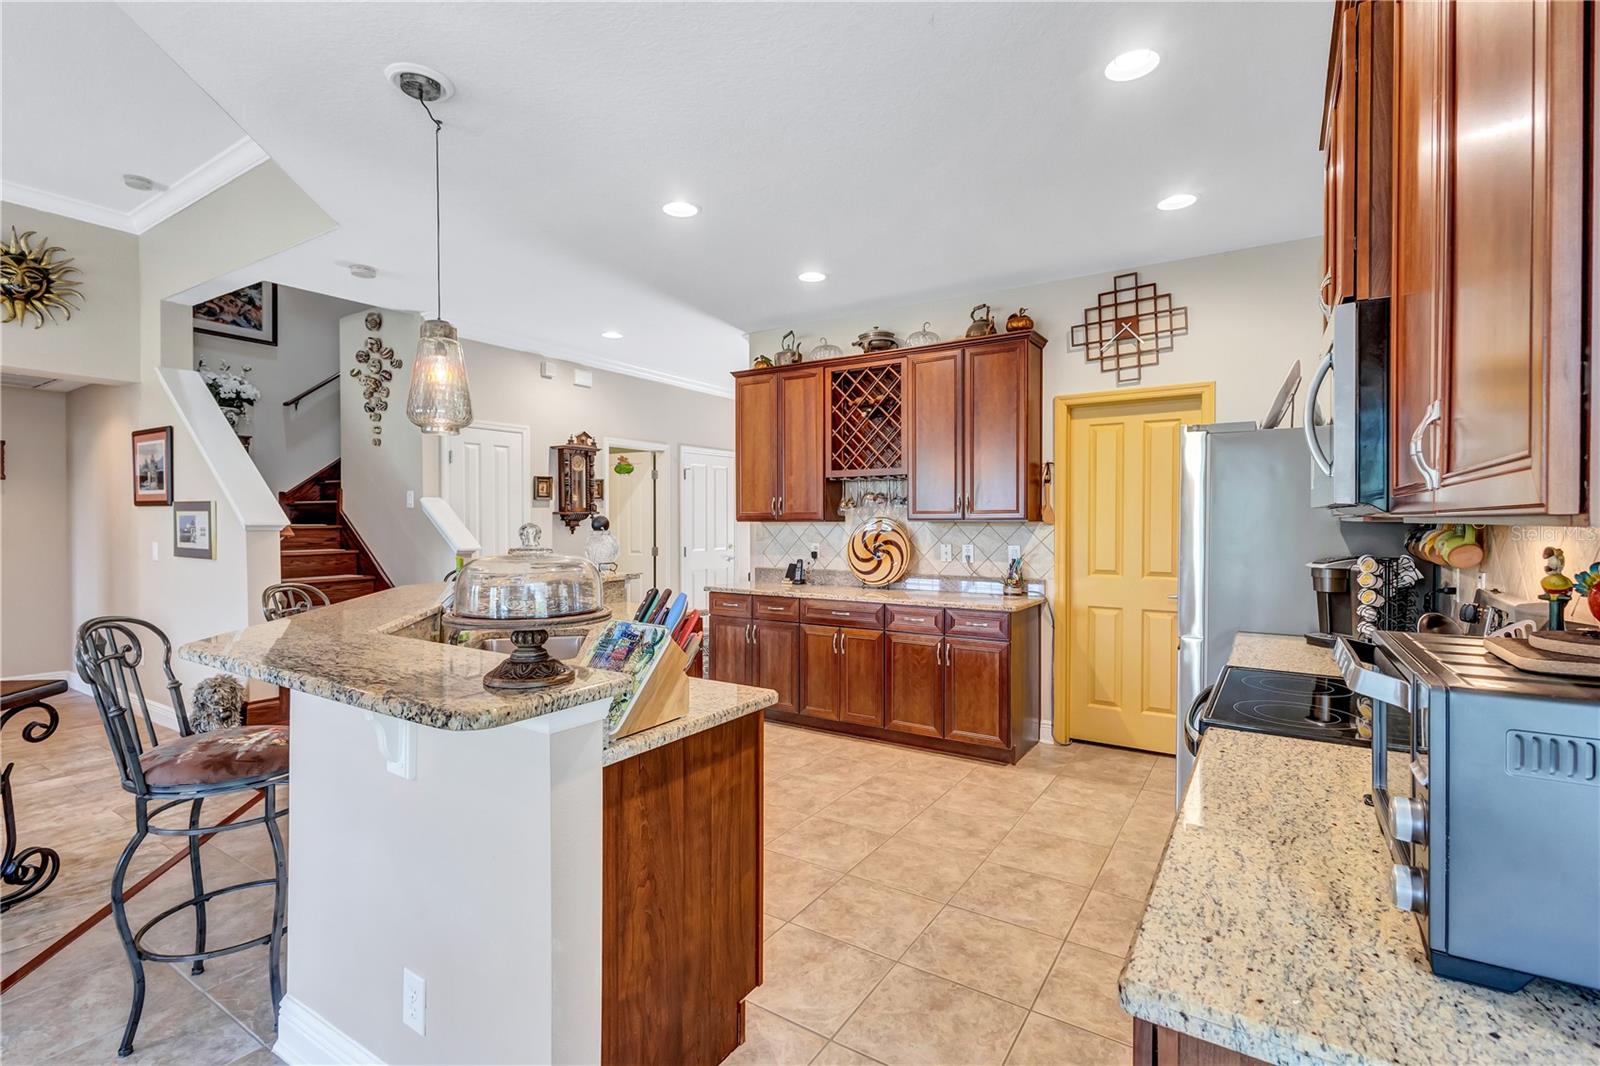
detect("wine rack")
(827, 358), (904, 477)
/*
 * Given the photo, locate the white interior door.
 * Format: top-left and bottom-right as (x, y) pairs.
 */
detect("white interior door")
(441, 422), (528, 557)
(680, 446), (740, 611)
(608, 449), (659, 587)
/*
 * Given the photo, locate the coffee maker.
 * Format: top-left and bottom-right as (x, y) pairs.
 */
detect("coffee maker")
(1308, 558), (1356, 643)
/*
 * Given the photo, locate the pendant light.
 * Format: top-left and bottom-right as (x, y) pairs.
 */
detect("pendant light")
(397, 68), (472, 435)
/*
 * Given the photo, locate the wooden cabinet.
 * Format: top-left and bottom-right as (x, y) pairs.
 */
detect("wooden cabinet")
(797, 624), (885, 726)
(1132, 1019), (1267, 1066)
(707, 615), (751, 687)
(751, 620), (800, 715)
(798, 624), (841, 720)
(709, 599), (798, 712)
(1322, 0), (1393, 309)
(1386, 0), (1584, 515)
(944, 638), (1008, 749)
(734, 367), (839, 521)
(906, 336), (1043, 522)
(886, 633), (944, 738)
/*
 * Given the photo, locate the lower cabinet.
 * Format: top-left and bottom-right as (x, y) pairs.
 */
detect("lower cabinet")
(1132, 1019), (1267, 1066)
(711, 593), (1039, 763)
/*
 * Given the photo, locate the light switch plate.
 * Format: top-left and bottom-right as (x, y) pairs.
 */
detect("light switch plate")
(1007, 544), (1023, 562)
(405, 490), (415, 509)
(938, 544), (953, 562)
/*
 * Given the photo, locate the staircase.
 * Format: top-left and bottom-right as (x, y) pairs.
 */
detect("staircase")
(278, 460), (391, 603)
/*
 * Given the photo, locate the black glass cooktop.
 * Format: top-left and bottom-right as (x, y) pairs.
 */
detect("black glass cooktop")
(1201, 666), (1409, 747)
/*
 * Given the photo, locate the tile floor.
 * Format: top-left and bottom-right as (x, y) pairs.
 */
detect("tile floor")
(1, 695), (1174, 1066)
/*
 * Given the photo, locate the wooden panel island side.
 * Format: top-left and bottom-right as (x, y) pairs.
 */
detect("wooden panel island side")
(182, 583), (772, 1066)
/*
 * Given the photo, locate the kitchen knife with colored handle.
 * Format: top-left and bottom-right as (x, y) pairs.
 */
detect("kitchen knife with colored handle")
(634, 591), (658, 623)
(680, 633), (702, 668)
(661, 593), (688, 634)
(672, 608), (699, 647)
(649, 589), (674, 625)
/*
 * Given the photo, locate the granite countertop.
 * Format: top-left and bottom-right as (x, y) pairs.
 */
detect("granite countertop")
(705, 582), (1045, 614)
(602, 679), (775, 766)
(1119, 636), (1600, 1065)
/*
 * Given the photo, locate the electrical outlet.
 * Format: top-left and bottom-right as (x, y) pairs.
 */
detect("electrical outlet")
(961, 544), (975, 563)
(402, 968), (426, 1035)
(1007, 544), (1023, 562)
(809, 542), (821, 558)
(150, 541), (160, 561)
(938, 544), (953, 563)
(405, 490), (416, 509)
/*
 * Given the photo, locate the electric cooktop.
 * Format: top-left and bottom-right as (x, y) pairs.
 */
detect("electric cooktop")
(1200, 666), (1409, 747)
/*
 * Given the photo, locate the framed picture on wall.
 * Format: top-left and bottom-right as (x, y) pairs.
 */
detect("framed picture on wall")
(533, 476), (553, 501)
(173, 501), (216, 559)
(131, 426), (173, 506)
(193, 282), (278, 346)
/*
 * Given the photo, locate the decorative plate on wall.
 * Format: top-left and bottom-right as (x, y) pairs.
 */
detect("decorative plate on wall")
(846, 516), (912, 587)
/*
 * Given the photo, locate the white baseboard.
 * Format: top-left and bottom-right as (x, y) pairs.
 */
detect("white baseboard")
(274, 995), (384, 1066)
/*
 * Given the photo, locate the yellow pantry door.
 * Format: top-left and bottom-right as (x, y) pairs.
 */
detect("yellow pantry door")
(1062, 386), (1212, 753)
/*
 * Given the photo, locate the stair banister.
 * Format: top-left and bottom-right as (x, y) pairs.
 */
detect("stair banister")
(283, 372), (340, 410)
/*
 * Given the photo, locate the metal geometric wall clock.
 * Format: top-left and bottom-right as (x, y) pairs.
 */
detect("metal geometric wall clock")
(1069, 271), (1189, 385)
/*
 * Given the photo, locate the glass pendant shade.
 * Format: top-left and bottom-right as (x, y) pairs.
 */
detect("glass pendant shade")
(406, 318), (473, 433)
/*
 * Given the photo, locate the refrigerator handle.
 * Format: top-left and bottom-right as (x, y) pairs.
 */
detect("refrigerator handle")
(1304, 345), (1335, 477)
(1183, 683), (1215, 755)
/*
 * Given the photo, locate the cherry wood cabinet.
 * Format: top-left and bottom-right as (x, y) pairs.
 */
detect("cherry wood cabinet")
(734, 367), (840, 521)
(1386, 0), (1585, 515)
(713, 593), (1040, 764)
(1322, 0), (1393, 309)
(1132, 1019), (1267, 1066)
(905, 347), (964, 519)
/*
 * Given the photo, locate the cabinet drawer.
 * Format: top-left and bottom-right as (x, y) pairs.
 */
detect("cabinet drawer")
(885, 606), (944, 634)
(752, 596), (800, 621)
(943, 609), (1009, 640)
(799, 599), (884, 629)
(708, 593), (752, 618)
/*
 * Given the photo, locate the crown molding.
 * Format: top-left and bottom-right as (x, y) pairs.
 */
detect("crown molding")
(1, 137), (268, 236)
(462, 323), (736, 399)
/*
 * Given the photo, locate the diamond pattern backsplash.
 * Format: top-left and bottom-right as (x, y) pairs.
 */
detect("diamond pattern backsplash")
(752, 516), (1056, 592)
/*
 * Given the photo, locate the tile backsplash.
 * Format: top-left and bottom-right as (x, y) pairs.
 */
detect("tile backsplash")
(1444, 523), (1600, 626)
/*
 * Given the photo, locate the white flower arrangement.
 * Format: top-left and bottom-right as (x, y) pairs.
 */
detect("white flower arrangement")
(198, 359), (261, 428)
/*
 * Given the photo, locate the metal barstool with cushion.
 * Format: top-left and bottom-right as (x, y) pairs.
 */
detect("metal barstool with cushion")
(75, 617), (289, 1057)
(261, 581), (331, 621)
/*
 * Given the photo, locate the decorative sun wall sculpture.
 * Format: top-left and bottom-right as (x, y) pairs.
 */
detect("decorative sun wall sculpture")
(1069, 271), (1188, 385)
(2, 228), (84, 328)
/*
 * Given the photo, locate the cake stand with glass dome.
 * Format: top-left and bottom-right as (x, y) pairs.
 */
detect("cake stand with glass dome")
(445, 524), (611, 690)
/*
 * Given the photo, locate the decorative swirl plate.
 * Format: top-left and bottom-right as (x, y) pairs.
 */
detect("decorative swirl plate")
(846, 517), (912, 587)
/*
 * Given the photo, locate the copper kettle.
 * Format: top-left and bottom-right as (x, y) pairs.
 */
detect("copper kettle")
(966, 303), (997, 338)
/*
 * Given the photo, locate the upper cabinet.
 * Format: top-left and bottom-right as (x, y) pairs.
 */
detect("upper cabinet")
(734, 332), (1044, 523)
(1322, 0), (1394, 309)
(1387, 0), (1585, 515)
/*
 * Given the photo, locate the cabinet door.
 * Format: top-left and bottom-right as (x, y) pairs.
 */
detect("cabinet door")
(906, 349), (964, 519)
(708, 616), (751, 686)
(838, 628), (886, 728)
(1325, 3), (1357, 307)
(735, 375), (780, 520)
(752, 620), (800, 714)
(963, 340), (1035, 521)
(943, 638), (1009, 749)
(885, 633), (943, 738)
(777, 368), (829, 520)
(798, 625), (841, 721)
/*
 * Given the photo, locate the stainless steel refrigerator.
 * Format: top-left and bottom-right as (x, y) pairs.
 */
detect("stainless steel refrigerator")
(1174, 424), (1403, 801)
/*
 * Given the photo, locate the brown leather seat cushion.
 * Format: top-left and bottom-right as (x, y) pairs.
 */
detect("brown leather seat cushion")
(139, 724), (288, 788)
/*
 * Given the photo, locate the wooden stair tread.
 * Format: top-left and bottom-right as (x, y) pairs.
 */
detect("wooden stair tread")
(282, 547), (357, 556)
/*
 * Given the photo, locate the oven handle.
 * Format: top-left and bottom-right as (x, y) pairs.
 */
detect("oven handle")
(1183, 683), (1215, 755)
(1333, 635), (1408, 710)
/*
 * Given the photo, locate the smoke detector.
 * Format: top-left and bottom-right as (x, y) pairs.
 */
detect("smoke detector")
(384, 62), (455, 103)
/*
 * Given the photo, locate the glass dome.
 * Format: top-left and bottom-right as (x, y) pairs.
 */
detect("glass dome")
(452, 524), (603, 621)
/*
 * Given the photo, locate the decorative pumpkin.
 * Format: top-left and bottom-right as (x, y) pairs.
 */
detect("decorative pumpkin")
(752, 353), (774, 369)
(1005, 307), (1034, 332)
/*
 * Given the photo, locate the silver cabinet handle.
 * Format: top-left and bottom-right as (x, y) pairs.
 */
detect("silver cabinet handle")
(830, 610), (852, 617)
(937, 641), (947, 667)
(769, 496), (777, 515)
(777, 495), (784, 515)
(1304, 344), (1335, 477)
(1408, 399), (1442, 490)
(834, 629), (843, 655)
(1318, 271), (1334, 320)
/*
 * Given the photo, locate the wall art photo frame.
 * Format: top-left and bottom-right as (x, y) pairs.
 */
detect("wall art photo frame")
(173, 500), (217, 559)
(131, 426), (173, 506)
(193, 281), (278, 346)
(533, 475), (554, 501)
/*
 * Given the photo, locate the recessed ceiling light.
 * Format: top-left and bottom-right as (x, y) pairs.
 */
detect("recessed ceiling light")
(797, 271), (827, 284)
(349, 263), (378, 279)
(122, 173), (156, 191)
(600, 330), (624, 340)
(1156, 193), (1198, 211)
(661, 201), (699, 218)
(1105, 49), (1161, 82)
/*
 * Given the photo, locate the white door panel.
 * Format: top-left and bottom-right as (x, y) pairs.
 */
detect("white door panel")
(680, 446), (740, 612)
(443, 423), (527, 558)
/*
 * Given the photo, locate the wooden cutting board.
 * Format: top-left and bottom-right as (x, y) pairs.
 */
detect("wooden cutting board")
(1527, 629), (1600, 661)
(1485, 636), (1600, 678)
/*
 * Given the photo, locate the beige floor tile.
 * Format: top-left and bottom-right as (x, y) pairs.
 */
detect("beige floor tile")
(767, 746), (825, 780)
(810, 1041), (883, 1065)
(901, 907), (1062, 1007)
(988, 826), (1109, 888)
(1093, 841), (1162, 901)
(948, 861), (1088, 939)
(1, 954), (194, 1062)
(1142, 758), (1177, 794)
(770, 817), (890, 873)
(766, 803), (808, 842)
(1004, 1012), (1129, 1066)
(200, 964), (280, 1045)
(853, 769), (960, 808)
(899, 802), (1014, 852)
(767, 773), (853, 816)
(1061, 745), (1159, 786)
(847, 834), (989, 903)
(766, 914), (787, 940)
(959, 764), (1057, 797)
(1067, 891), (1146, 957)
(814, 787), (929, 834)
(1115, 809), (1176, 853)
(766, 850), (845, 920)
(38, 974), (263, 1065)
(1013, 795), (1125, 847)
(748, 925), (894, 1037)
(793, 876), (942, 959)
(1032, 942), (1133, 1044)
(935, 780), (1037, 821)
(835, 964), (1026, 1066)
(883, 752), (975, 786)
(1013, 742), (1077, 775)
(222, 1048), (284, 1065)
(1039, 775), (1140, 816)
(800, 755), (897, 792)
(723, 1004), (828, 1066)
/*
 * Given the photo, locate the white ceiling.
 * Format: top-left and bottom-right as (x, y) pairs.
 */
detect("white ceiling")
(0, 3), (265, 234)
(8, 3), (1330, 395)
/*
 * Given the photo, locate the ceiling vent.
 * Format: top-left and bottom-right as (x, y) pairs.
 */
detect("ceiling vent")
(0, 372), (61, 389)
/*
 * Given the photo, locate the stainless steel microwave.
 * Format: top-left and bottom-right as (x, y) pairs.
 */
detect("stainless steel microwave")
(1308, 298), (1389, 514)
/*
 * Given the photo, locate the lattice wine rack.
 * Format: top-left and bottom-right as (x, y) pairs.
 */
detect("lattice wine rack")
(828, 360), (904, 477)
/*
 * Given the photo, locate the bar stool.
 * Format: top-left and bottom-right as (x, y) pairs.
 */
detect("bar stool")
(261, 581), (330, 620)
(75, 617), (289, 1058)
